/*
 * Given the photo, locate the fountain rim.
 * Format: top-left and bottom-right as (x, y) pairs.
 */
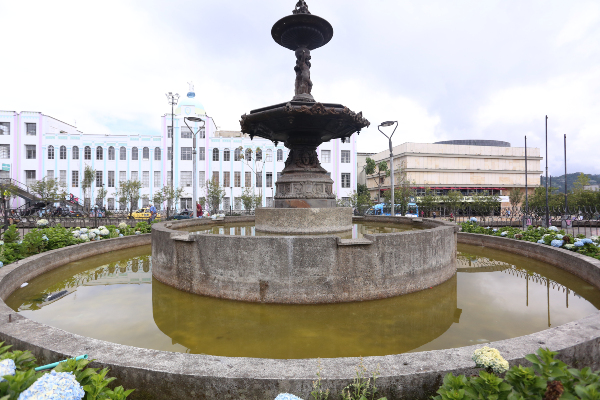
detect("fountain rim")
(0, 227), (600, 399)
(271, 13), (334, 51)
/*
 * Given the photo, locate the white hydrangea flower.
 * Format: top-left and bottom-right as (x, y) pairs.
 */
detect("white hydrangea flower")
(79, 234), (89, 242)
(17, 370), (84, 400)
(100, 229), (110, 236)
(88, 232), (96, 239)
(36, 219), (49, 227)
(472, 346), (509, 374)
(275, 394), (303, 400)
(119, 222), (128, 229)
(98, 226), (106, 230)
(0, 359), (16, 382)
(80, 228), (88, 234)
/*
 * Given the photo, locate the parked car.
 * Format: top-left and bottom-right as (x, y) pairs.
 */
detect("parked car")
(172, 210), (194, 220)
(130, 208), (163, 221)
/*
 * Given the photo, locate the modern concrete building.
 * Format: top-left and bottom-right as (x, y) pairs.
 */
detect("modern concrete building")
(358, 140), (542, 208)
(0, 87), (357, 211)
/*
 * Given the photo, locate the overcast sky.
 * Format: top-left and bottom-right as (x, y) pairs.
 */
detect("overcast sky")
(2, 0), (599, 175)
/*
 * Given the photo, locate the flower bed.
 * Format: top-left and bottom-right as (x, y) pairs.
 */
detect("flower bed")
(460, 221), (600, 261)
(0, 221), (153, 267)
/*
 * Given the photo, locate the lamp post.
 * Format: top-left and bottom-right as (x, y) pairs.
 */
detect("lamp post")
(378, 121), (398, 215)
(545, 115), (549, 228)
(165, 92), (180, 194)
(184, 116), (205, 218)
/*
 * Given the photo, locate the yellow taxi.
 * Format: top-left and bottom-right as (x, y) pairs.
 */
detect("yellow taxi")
(130, 208), (163, 221)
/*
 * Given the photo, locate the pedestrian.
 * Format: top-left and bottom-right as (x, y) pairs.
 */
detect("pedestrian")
(149, 203), (157, 222)
(197, 203), (203, 218)
(433, 211), (437, 219)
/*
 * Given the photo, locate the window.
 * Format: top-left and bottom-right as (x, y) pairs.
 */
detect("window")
(341, 173), (351, 188)
(142, 171), (149, 188)
(59, 170), (66, 185)
(181, 198), (192, 210)
(108, 146), (115, 160)
(234, 171), (241, 187)
(266, 197), (273, 207)
(73, 146), (79, 160)
(108, 171), (115, 187)
(181, 147), (192, 160)
(119, 171), (126, 183)
(223, 197), (230, 210)
(119, 199), (126, 210)
(266, 172), (273, 188)
(72, 171), (79, 187)
(223, 148), (230, 162)
(26, 145), (36, 159)
(47, 170), (54, 179)
(277, 149), (283, 161)
(167, 147), (172, 161)
(48, 145), (54, 160)
(0, 145), (9, 159)
(234, 148), (241, 161)
(132, 147), (138, 161)
(0, 122), (9, 135)
(25, 170), (36, 186)
(167, 126), (172, 138)
(120, 147), (126, 160)
(143, 147), (149, 160)
(199, 128), (205, 139)
(84, 146), (91, 160)
(107, 198), (115, 210)
(256, 148), (262, 161)
(131, 171), (138, 182)
(212, 148), (219, 161)
(277, 172), (281, 181)
(235, 198), (241, 210)
(245, 171), (251, 187)
(212, 171), (219, 186)
(341, 150), (350, 163)
(199, 171), (205, 185)
(256, 173), (262, 187)
(181, 127), (192, 138)
(181, 171), (192, 187)
(154, 147), (161, 160)
(199, 147), (205, 161)
(142, 197), (149, 207)
(266, 149), (273, 162)
(167, 171), (172, 186)
(96, 146), (103, 160)
(26, 123), (36, 136)
(223, 171), (230, 187)
(154, 171), (161, 186)
(321, 150), (331, 163)
(342, 197), (350, 206)
(96, 171), (103, 187)
(245, 148), (252, 161)
(60, 146), (67, 160)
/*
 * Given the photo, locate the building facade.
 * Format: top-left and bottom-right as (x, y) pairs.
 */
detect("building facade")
(0, 88), (357, 211)
(359, 140), (542, 209)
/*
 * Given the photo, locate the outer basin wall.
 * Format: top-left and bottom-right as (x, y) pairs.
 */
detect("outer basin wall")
(151, 217), (458, 304)
(0, 231), (599, 399)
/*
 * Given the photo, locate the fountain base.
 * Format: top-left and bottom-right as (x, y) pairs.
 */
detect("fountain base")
(255, 207), (352, 234)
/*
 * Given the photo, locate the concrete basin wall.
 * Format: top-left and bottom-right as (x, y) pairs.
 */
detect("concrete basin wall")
(151, 216), (458, 303)
(0, 228), (599, 399)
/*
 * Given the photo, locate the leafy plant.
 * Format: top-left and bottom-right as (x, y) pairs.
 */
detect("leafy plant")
(310, 359), (329, 400)
(340, 358), (386, 400)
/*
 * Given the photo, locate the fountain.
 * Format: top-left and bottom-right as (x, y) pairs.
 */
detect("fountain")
(240, 0), (369, 234)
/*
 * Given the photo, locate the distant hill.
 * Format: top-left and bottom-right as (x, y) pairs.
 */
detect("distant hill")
(540, 173), (600, 193)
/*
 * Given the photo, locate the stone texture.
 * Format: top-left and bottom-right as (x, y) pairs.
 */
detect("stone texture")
(0, 231), (599, 399)
(152, 216), (458, 304)
(255, 207), (353, 234)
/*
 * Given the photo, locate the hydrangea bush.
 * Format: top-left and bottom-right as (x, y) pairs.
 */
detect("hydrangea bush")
(461, 222), (600, 261)
(471, 346), (509, 374)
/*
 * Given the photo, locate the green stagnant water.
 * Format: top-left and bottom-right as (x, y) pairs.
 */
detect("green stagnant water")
(7, 239), (600, 359)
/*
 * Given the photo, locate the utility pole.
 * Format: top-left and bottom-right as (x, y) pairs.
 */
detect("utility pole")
(525, 136), (528, 214)
(545, 115), (549, 227)
(564, 134), (568, 212)
(378, 121), (398, 215)
(166, 92), (179, 215)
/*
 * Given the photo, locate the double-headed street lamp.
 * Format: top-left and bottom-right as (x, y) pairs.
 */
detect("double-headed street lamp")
(165, 92), (180, 192)
(378, 121), (398, 214)
(184, 117), (206, 218)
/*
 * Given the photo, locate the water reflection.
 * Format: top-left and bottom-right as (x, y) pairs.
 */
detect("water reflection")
(6, 244), (600, 358)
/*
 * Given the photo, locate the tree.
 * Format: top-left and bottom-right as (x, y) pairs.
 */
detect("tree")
(115, 180), (142, 217)
(28, 177), (66, 205)
(96, 186), (108, 207)
(203, 178), (226, 214)
(444, 190), (463, 217)
(81, 165), (96, 211)
(350, 184), (373, 215)
(509, 188), (524, 214)
(239, 186), (261, 212)
(152, 190), (166, 210)
(161, 185), (184, 215)
(239, 146), (267, 202)
(573, 173), (591, 193)
(417, 188), (439, 217)
(382, 161), (414, 215)
(365, 157), (389, 203)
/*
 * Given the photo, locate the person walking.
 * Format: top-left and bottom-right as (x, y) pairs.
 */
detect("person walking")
(433, 211), (437, 219)
(197, 203), (203, 218)
(149, 203), (157, 223)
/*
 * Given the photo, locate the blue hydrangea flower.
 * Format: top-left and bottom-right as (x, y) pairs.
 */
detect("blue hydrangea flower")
(119, 234), (123, 237)
(18, 370), (84, 400)
(551, 240), (564, 247)
(574, 241), (584, 247)
(493, 229), (498, 232)
(501, 231), (507, 237)
(135, 231), (141, 235)
(564, 244), (575, 250)
(549, 226), (559, 232)
(0, 240), (4, 246)
(537, 239), (545, 244)
(0, 262), (3, 268)
(470, 217), (477, 222)
(0, 359), (15, 382)
(581, 238), (593, 245)
(275, 394), (304, 400)
(42, 235), (48, 241)
(555, 234), (564, 240)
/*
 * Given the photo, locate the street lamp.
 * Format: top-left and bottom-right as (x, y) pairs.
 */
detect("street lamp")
(184, 116), (205, 218)
(165, 92), (180, 194)
(378, 121), (398, 215)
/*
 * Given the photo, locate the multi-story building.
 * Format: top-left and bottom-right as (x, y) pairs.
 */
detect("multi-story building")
(358, 140), (542, 209)
(0, 87), (357, 211)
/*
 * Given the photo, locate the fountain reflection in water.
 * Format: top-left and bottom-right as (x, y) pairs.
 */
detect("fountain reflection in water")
(6, 244), (600, 359)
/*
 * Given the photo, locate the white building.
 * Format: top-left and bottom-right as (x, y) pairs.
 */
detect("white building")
(0, 87), (357, 211)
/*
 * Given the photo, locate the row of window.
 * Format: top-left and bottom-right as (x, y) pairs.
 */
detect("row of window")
(30, 170), (352, 190)
(0, 122), (36, 136)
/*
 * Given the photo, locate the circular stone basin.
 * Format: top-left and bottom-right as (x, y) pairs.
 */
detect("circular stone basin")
(6, 243), (599, 359)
